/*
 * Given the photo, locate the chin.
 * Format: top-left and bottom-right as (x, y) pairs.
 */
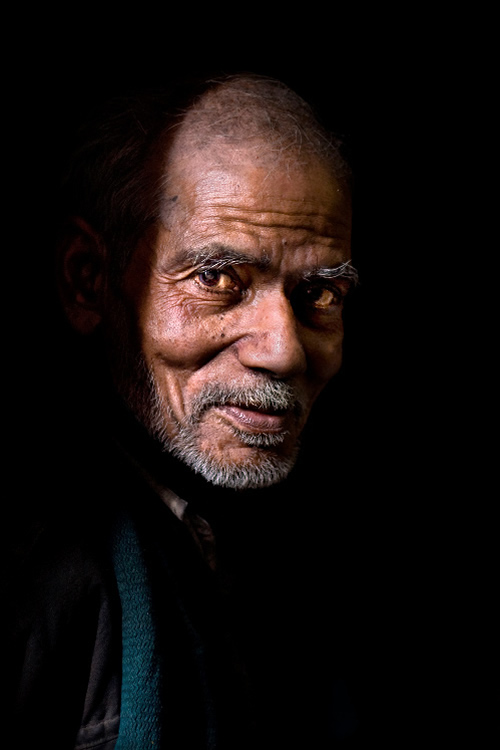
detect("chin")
(119, 361), (301, 489)
(168, 437), (300, 490)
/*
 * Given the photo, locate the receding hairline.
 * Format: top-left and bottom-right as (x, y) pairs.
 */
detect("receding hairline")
(160, 74), (351, 184)
(59, 72), (352, 280)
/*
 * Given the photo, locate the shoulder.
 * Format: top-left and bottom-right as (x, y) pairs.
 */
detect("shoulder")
(4, 499), (122, 747)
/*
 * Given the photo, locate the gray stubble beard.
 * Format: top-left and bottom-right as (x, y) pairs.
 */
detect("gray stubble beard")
(118, 354), (304, 490)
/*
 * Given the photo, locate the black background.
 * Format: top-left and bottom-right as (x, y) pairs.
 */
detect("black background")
(5, 9), (497, 745)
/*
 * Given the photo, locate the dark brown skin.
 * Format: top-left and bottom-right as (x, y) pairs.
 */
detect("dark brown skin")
(111, 141), (353, 471)
(61, 123), (353, 487)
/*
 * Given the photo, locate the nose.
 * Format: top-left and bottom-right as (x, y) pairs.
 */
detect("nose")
(235, 289), (307, 378)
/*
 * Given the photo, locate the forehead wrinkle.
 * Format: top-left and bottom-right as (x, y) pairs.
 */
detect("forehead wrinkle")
(213, 202), (350, 218)
(191, 189), (350, 215)
(190, 194), (352, 238)
(215, 215), (351, 241)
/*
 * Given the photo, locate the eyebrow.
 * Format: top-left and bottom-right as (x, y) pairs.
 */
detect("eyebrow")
(173, 243), (359, 284)
(175, 244), (272, 272)
(303, 260), (359, 285)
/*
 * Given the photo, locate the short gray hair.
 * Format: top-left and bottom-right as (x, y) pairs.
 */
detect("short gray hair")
(60, 73), (352, 279)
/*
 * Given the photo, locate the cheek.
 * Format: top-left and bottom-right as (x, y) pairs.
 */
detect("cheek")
(136, 296), (230, 423)
(138, 291), (227, 368)
(305, 326), (345, 385)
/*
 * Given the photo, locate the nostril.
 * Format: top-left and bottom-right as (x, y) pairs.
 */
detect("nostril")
(236, 317), (307, 378)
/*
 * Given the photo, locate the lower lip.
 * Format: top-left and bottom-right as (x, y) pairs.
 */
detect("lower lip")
(215, 405), (289, 434)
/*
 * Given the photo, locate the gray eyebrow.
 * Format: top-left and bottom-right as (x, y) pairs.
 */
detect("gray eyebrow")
(303, 260), (359, 285)
(178, 244), (272, 271)
(174, 244), (359, 284)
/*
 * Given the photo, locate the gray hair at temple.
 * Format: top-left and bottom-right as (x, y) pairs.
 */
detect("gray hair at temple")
(59, 73), (352, 279)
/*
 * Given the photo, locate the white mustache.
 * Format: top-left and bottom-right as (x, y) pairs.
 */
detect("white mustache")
(188, 379), (304, 424)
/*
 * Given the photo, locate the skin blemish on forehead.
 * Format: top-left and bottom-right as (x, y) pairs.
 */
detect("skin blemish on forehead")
(160, 195), (180, 227)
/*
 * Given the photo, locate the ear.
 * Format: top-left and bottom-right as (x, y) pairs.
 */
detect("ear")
(57, 217), (108, 335)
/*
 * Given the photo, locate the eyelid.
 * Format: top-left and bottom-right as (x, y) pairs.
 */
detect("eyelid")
(193, 258), (250, 288)
(303, 276), (352, 299)
(193, 263), (246, 296)
(194, 258), (248, 279)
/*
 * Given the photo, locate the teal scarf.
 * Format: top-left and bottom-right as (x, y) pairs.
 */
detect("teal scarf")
(111, 511), (162, 748)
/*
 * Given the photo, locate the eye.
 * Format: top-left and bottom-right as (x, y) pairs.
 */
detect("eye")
(196, 269), (239, 292)
(292, 281), (347, 327)
(303, 284), (342, 309)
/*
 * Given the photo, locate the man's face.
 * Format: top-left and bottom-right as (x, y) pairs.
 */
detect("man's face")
(109, 143), (353, 489)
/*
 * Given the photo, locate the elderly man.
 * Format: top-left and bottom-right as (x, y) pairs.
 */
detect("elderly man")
(9, 74), (359, 748)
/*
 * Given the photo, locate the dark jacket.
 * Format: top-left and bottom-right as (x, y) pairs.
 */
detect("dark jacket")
(5, 402), (364, 749)
(6, 436), (267, 749)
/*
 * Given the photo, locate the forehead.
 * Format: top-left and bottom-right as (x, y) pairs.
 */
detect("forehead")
(160, 142), (352, 260)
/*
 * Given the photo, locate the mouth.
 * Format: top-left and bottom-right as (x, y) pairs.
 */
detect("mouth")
(214, 404), (291, 435)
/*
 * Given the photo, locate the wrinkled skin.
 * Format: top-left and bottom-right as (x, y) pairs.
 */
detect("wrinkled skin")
(106, 143), (353, 487)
